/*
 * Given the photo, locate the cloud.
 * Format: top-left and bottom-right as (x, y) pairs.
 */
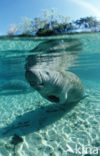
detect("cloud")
(71, 0), (100, 18)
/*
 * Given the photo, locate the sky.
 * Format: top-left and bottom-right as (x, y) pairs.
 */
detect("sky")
(0, 0), (100, 35)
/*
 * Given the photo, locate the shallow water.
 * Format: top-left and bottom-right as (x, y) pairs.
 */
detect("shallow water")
(0, 33), (100, 156)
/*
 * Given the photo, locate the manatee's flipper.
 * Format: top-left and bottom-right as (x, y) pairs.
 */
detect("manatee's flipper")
(80, 95), (89, 100)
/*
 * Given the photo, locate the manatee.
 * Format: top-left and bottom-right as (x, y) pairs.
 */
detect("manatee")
(25, 39), (83, 105)
(25, 67), (84, 105)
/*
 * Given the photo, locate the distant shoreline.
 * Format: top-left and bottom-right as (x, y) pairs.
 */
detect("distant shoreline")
(0, 31), (100, 39)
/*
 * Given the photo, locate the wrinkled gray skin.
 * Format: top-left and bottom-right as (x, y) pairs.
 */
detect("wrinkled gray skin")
(25, 67), (84, 105)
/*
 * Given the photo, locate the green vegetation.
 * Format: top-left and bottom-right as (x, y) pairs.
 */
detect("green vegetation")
(7, 9), (100, 37)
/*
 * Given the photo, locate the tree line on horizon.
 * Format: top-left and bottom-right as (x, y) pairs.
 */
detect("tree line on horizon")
(8, 8), (100, 36)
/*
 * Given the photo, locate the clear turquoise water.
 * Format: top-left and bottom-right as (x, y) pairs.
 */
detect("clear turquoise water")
(0, 33), (100, 156)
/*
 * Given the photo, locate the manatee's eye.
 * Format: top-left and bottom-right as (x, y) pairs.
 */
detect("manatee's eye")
(45, 71), (50, 76)
(48, 95), (59, 102)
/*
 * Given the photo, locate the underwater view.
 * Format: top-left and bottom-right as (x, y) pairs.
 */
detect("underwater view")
(0, 33), (100, 156)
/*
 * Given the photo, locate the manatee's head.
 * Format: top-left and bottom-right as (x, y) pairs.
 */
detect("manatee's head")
(25, 67), (64, 103)
(25, 67), (44, 91)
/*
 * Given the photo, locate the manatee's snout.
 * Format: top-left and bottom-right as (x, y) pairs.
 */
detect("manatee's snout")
(25, 67), (43, 90)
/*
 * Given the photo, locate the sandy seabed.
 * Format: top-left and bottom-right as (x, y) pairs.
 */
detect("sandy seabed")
(0, 79), (100, 156)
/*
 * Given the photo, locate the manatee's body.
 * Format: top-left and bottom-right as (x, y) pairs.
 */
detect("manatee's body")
(25, 67), (84, 105)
